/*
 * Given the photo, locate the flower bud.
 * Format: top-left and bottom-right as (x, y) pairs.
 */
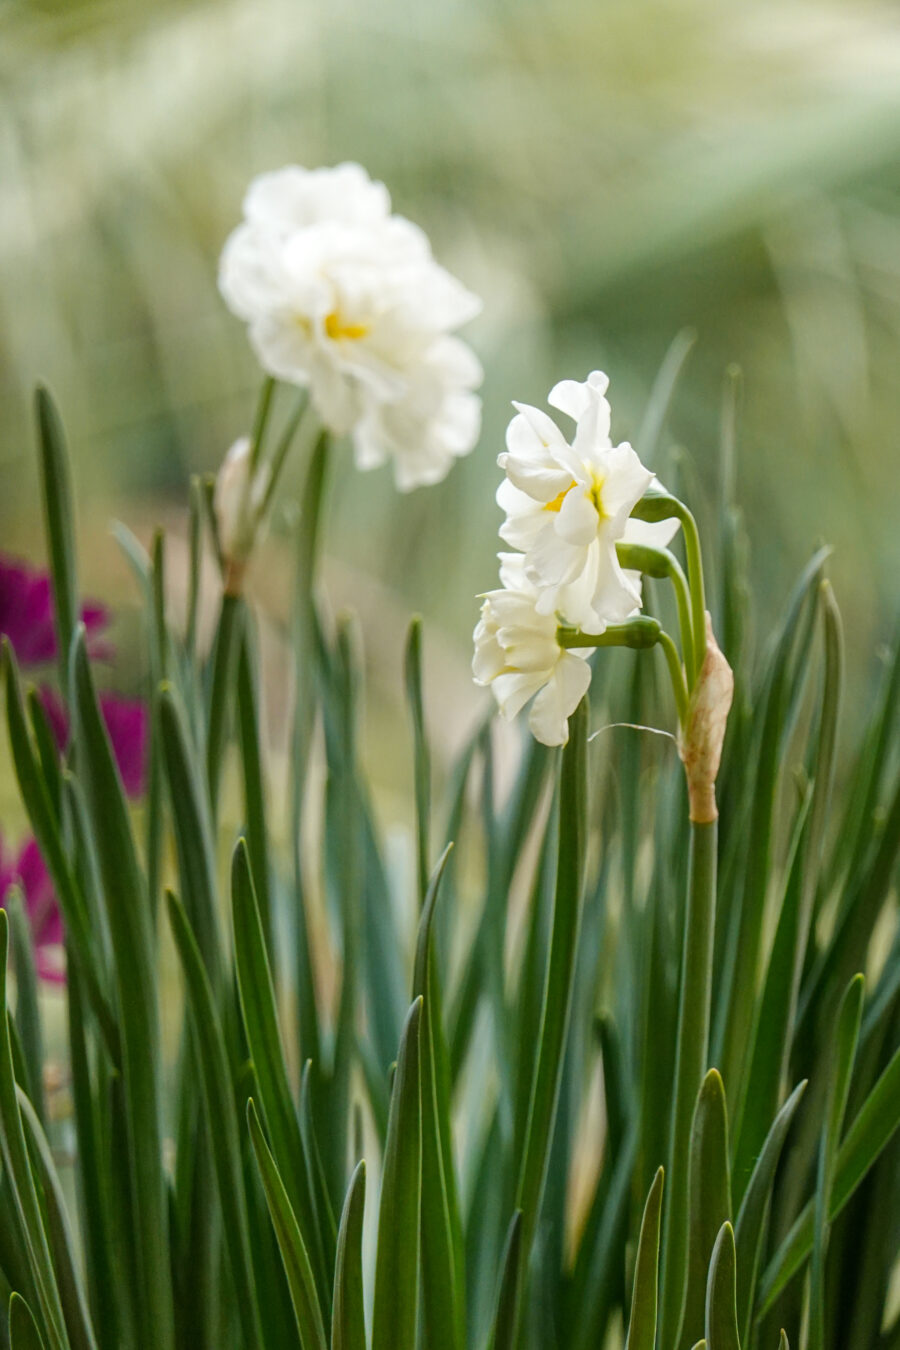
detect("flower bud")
(214, 437), (265, 593)
(678, 612), (734, 823)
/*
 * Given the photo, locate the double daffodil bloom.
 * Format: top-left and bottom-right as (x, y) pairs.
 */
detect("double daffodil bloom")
(472, 555), (594, 747)
(497, 371), (677, 632)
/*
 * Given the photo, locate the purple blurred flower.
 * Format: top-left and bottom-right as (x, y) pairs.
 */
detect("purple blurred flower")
(0, 555), (110, 668)
(0, 554), (149, 981)
(0, 835), (65, 984)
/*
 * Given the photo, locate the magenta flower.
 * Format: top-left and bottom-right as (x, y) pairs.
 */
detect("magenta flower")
(0, 555), (109, 668)
(0, 553), (149, 981)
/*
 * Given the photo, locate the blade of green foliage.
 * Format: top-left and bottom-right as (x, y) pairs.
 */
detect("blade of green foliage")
(405, 616), (432, 905)
(734, 583), (842, 1198)
(757, 1037), (900, 1313)
(247, 1100), (327, 1350)
(3, 646), (118, 1062)
(716, 548), (830, 1104)
(412, 844), (465, 1350)
(487, 1211), (523, 1350)
(372, 998), (423, 1350)
(705, 1223), (740, 1350)
(68, 629), (174, 1350)
(809, 973), (864, 1350)
(17, 1091), (97, 1350)
(660, 817), (719, 1346)
(6, 890), (44, 1125)
(9, 1294), (46, 1350)
(0, 914), (69, 1350)
(34, 387), (78, 690)
(165, 892), (264, 1350)
(206, 590), (243, 818)
(331, 1161), (366, 1350)
(680, 1071), (731, 1348)
(237, 624), (273, 956)
(624, 1167), (664, 1350)
(157, 685), (223, 989)
(515, 697), (588, 1276)
(636, 328), (696, 461)
(733, 1080), (806, 1344)
(231, 839), (329, 1315)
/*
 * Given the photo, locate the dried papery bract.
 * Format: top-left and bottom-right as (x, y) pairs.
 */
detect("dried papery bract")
(678, 613), (734, 823)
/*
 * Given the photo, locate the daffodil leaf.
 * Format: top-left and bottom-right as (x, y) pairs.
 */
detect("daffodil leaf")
(412, 844), (465, 1350)
(680, 1070), (731, 1346)
(237, 623), (273, 956)
(231, 839), (329, 1314)
(405, 615), (431, 904)
(68, 629), (174, 1350)
(247, 1099), (327, 1350)
(372, 998), (423, 1350)
(624, 1167), (664, 1350)
(205, 591), (243, 817)
(704, 1222), (740, 1350)
(487, 1211), (523, 1350)
(34, 386), (78, 690)
(6, 891), (44, 1127)
(331, 1161), (366, 1350)
(810, 973), (864, 1350)
(0, 914), (68, 1350)
(166, 891), (264, 1350)
(9, 1293), (46, 1350)
(733, 1079), (806, 1343)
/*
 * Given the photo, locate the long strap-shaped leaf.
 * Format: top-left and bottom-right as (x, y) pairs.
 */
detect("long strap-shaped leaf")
(625, 1167), (664, 1350)
(332, 1162), (366, 1350)
(809, 973), (864, 1350)
(515, 697), (588, 1304)
(69, 630), (174, 1350)
(405, 617), (431, 906)
(680, 1071), (731, 1347)
(705, 1223), (741, 1350)
(34, 387), (77, 689)
(487, 1211), (523, 1350)
(0, 913), (69, 1350)
(166, 893), (264, 1350)
(733, 1080), (806, 1343)
(231, 838), (329, 1313)
(757, 1036), (900, 1312)
(10, 1293), (47, 1350)
(412, 845), (465, 1350)
(247, 1100), (327, 1350)
(17, 1091), (97, 1350)
(372, 998), (423, 1350)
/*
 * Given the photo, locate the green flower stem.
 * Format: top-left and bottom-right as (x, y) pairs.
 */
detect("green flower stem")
(659, 817), (718, 1347)
(258, 395), (314, 521)
(206, 589), (243, 820)
(248, 375), (276, 473)
(657, 630), (689, 726)
(673, 501), (707, 678)
(615, 541), (696, 688)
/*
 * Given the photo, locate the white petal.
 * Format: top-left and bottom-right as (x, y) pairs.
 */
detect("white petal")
(555, 485), (599, 546)
(528, 653), (592, 746)
(596, 442), (653, 518)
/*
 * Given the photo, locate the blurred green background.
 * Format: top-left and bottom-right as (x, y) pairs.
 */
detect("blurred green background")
(2, 0), (899, 767)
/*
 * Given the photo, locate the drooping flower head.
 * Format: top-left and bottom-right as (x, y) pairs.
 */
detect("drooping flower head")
(496, 372), (677, 632)
(472, 555), (593, 747)
(219, 163), (483, 491)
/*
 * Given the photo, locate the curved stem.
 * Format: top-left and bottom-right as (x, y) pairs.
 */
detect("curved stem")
(248, 376), (276, 473)
(657, 630), (689, 726)
(674, 502), (707, 678)
(258, 394), (313, 520)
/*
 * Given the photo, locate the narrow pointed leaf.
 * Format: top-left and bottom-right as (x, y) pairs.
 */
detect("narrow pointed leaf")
(405, 616), (431, 904)
(247, 1100), (327, 1350)
(166, 893), (264, 1350)
(625, 1167), (664, 1350)
(705, 1223), (740, 1350)
(488, 1211), (523, 1350)
(10, 1293), (46, 1350)
(34, 386), (78, 689)
(372, 998), (423, 1350)
(681, 1070), (731, 1347)
(331, 1162), (366, 1350)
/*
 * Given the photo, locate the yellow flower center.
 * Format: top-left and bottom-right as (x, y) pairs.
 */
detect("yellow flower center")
(324, 311), (370, 341)
(543, 473), (607, 519)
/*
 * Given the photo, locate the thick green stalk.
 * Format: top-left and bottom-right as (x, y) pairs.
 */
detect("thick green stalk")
(660, 818), (718, 1348)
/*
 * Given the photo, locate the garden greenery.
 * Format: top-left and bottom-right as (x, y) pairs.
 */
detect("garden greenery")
(0, 164), (898, 1350)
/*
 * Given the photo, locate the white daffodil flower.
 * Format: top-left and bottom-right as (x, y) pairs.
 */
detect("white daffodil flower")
(219, 163), (482, 491)
(496, 371), (677, 631)
(472, 555), (593, 747)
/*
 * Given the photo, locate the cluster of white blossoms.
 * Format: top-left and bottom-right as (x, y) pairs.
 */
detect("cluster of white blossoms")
(220, 163), (483, 491)
(474, 371), (679, 746)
